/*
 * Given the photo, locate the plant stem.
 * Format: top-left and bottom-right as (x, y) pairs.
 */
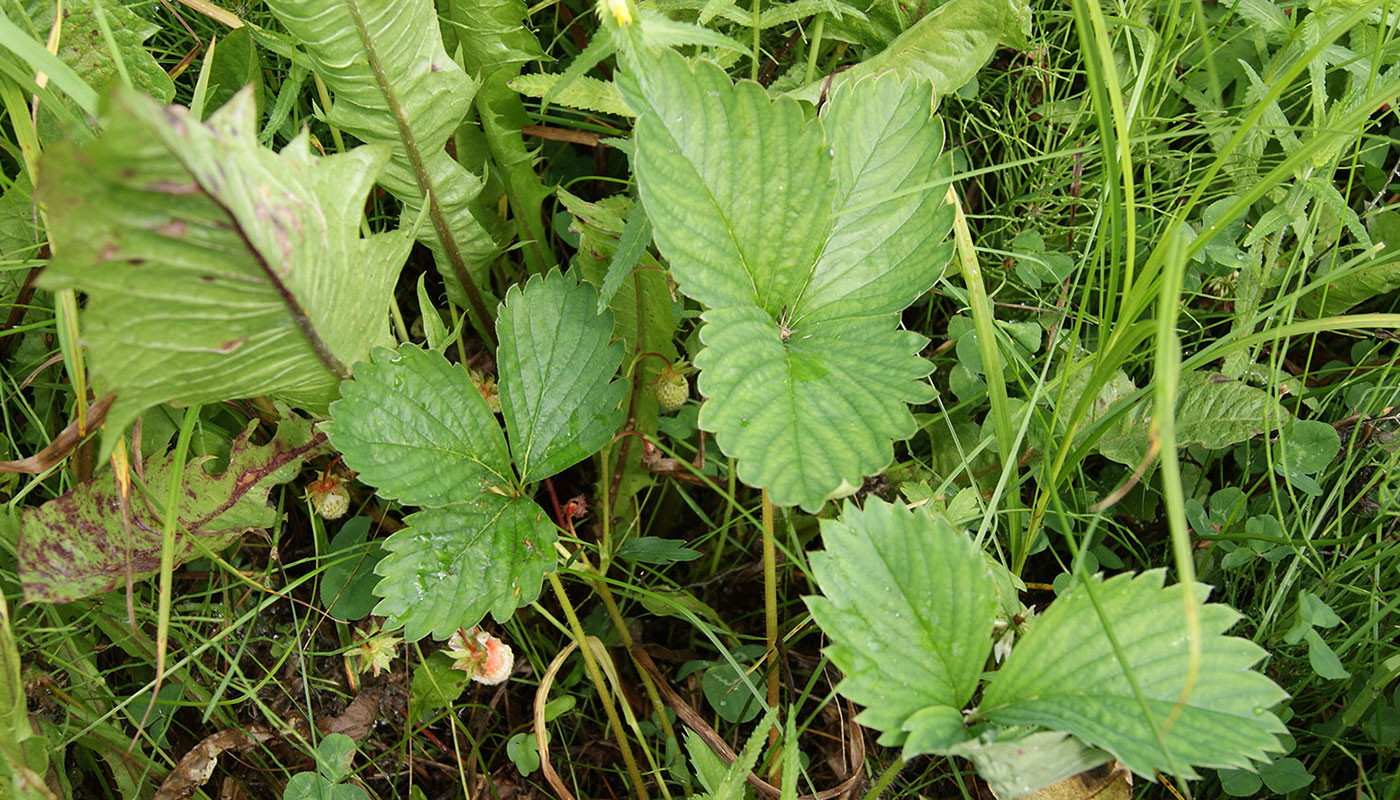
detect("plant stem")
(751, 0), (761, 81)
(141, 404), (201, 735)
(861, 758), (904, 800)
(545, 571), (651, 800)
(803, 13), (825, 85)
(593, 581), (677, 800)
(947, 186), (1023, 555)
(761, 489), (780, 777)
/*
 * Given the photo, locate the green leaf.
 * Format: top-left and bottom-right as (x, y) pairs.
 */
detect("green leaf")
(806, 499), (996, 754)
(506, 732), (541, 776)
(264, 0), (498, 300)
(1301, 210), (1400, 316)
(626, 53), (952, 510)
(204, 27), (265, 121)
(1217, 767), (1264, 796)
(496, 270), (627, 484)
(508, 72), (634, 117)
(948, 731), (1113, 800)
(284, 751), (372, 800)
(1297, 590), (1342, 628)
(410, 652), (471, 715)
(787, 0), (1029, 103)
(598, 205), (652, 313)
(19, 0), (174, 110)
(616, 537), (702, 564)
(445, 0), (545, 75)
(1258, 757), (1313, 794)
(682, 728), (729, 796)
(372, 494), (556, 640)
(1095, 372), (1291, 467)
(319, 517), (386, 621)
(654, 0), (867, 30)
(702, 659), (765, 724)
(313, 734), (358, 783)
(1303, 629), (1350, 680)
(38, 89), (409, 442)
(415, 274), (451, 352)
(1280, 419), (1341, 475)
(449, 0), (557, 274)
(325, 345), (514, 508)
(18, 416), (324, 604)
(685, 707), (777, 800)
(980, 570), (1289, 779)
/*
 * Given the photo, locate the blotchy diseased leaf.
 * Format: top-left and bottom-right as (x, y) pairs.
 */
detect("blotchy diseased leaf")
(265, 0), (499, 300)
(38, 88), (410, 445)
(980, 569), (1288, 778)
(806, 499), (996, 754)
(496, 270), (626, 484)
(16, 0), (175, 120)
(325, 345), (514, 509)
(373, 494), (556, 640)
(18, 417), (325, 604)
(1094, 371), (1291, 466)
(626, 52), (952, 510)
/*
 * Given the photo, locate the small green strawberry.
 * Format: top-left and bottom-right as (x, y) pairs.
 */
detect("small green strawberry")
(653, 360), (691, 412)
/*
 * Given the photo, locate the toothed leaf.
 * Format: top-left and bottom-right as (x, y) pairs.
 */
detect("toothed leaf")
(372, 494), (555, 641)
(325, 345), (514, 508)
(496, 271), (627, 484)
(981, 570), (1289, 779)
(806, 499), (996, 754)
(625, 52), (952, 511)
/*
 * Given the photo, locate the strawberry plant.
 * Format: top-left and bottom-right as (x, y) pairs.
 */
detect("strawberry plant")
(323, 270), (625, 639)
(806, 498), (1288, 796)
(1, 0), (1396, 797)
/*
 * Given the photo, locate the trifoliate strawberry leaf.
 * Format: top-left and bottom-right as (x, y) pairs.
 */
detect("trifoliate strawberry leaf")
(324, 345), (514, 508)
(372, 494), (556, 640)
(980, 569), (1288, 779)
(38, 89), (410, 450)
(625, 52), (952, 511)
(805, 499), (996, 754)
(496, 270), (627, 484)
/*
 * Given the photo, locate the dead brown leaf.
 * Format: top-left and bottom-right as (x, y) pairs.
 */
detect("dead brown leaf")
(0, 393), (114, 474)
(154, 725), (277, 800)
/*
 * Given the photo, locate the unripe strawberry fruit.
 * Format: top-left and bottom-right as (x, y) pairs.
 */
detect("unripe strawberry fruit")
(306, 472), (350, 520)
(654, 360), (691, 412)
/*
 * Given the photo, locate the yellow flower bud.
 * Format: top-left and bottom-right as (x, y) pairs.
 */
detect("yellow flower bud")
(606, 0), (632, 26)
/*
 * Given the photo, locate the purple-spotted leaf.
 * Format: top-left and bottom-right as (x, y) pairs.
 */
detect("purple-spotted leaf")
(38, 87), (410, 450)
(17, 416), (324, 604)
